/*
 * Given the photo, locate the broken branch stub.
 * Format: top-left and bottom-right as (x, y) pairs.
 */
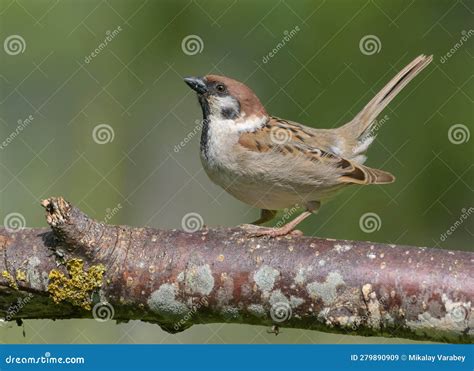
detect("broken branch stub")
(0, 196), (472, 343)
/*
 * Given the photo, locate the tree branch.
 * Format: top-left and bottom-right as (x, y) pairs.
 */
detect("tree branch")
(0, 197), (472, 343)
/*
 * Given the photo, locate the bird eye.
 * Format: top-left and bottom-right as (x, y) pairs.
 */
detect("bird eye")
(216, 84), (225, 92)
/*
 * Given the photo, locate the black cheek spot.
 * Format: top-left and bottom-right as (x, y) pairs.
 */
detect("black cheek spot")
(221, 107), (239, 120)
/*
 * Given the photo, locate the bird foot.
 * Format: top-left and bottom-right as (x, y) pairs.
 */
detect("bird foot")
(238, 224), (303, 238)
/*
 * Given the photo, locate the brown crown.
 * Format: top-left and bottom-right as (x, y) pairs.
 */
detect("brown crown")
(205, 74), (268, 118)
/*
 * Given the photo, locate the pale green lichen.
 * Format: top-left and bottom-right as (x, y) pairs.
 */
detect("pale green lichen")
(306, 272), (345, 305)
(406, 294), (471, 340)
(147, 283), (189, 318)
(295, 268), (306, 285)
(27, 256), (44, 290)
(180, 264), (214, 296)
(222, 306), (241, 321)
(269, 290), (289, 306)
(294, 266), (313, 286)
(248, 304), (266, 318)
(254, 265), (279, 293)
(290, 295), (304, 308)
(47, 259), (106, 310)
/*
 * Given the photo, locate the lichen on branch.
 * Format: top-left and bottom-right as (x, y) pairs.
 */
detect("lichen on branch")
(0, 196), (472, 344)
(48, 258), (106, 310)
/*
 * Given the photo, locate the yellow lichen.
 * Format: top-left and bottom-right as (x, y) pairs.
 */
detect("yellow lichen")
(47, 259), (106, 310)
(2, 270), (18, 290)
(16, 269), (27, 282)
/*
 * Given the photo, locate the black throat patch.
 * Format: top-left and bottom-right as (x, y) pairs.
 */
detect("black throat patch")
(198, 95), (210, 160)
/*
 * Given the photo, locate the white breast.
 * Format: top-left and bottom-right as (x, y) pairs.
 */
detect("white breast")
(202, 115), (267, 170)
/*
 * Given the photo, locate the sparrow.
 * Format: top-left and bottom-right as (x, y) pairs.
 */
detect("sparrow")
(184, 54), (433, 237)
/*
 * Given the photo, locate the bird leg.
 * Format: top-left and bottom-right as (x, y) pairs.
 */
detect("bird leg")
(240, 202), (320, 238)
(240, 211), (312, 238)
(250, 209), (277, 225)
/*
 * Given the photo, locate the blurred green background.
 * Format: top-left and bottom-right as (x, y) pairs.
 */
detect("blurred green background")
(1, 0), (472, 344)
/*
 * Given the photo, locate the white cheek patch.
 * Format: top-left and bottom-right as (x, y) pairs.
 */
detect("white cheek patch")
(209, 96), (240, 118)
(207, 116), (267, 136)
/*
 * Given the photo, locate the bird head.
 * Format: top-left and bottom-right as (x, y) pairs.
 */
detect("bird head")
(184, 75), (267, 122)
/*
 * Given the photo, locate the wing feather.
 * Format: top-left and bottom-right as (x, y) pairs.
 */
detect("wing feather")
(238, 117), (394, 185)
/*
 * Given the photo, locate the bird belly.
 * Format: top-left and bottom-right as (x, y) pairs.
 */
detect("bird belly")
(202, 158), (340, 210)
(205, 167), (303, 209)
(200, 122), (347, 210)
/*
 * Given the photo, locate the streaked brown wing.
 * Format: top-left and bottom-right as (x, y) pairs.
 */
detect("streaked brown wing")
(238, 117), (394, 185)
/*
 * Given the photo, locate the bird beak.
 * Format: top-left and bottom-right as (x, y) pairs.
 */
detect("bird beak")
(184, 76), (207, 94)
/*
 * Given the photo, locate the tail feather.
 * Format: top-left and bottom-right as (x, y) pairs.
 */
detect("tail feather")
(340, 54), (433, 140)
(339, 163), (395, 185)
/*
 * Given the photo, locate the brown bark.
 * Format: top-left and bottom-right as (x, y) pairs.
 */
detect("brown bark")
(0, 197), (472, 343)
